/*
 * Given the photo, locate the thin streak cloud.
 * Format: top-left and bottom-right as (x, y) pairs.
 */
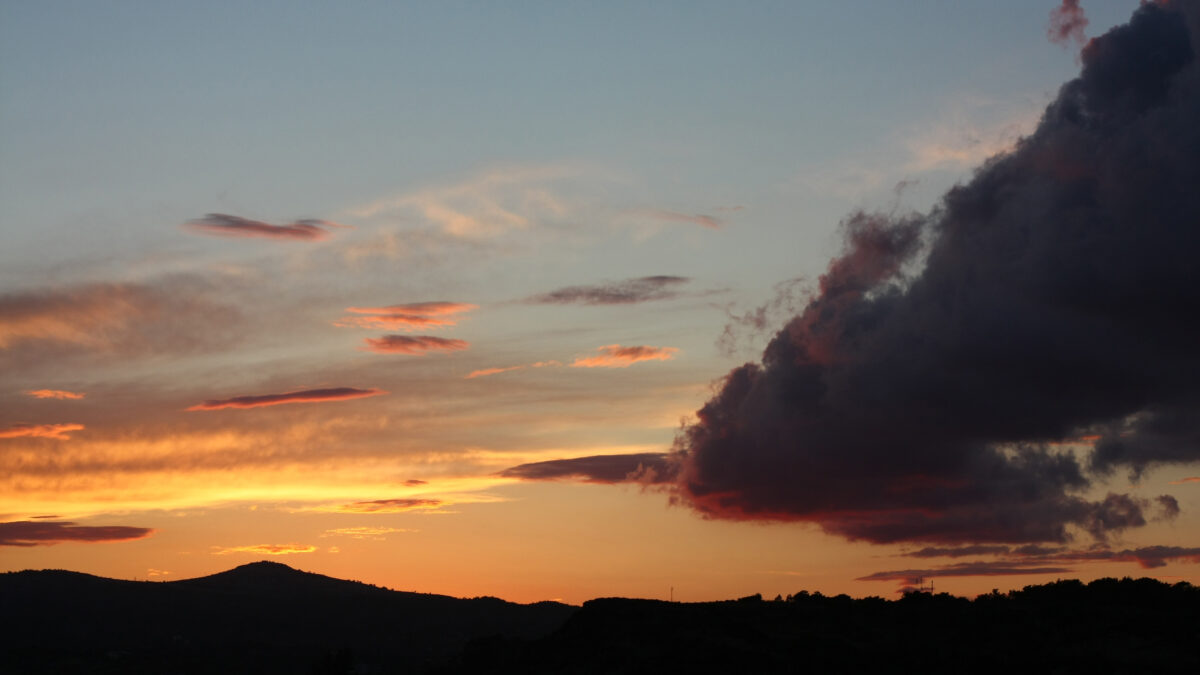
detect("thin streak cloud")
(184, 214), (345, 241)
(25, 389), (86, 400)
(571, 345), (679, 368)
(0, 520), (153, 547)
(187, 387), (386, 411)
(363, 335), (469, 355)
(211, 543), (317, 555)
(527, 276), (690, 305)
(0, 423), (85, 440)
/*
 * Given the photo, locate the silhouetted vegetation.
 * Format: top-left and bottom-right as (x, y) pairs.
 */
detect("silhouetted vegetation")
(442, 578), (1200, 674)
(2, 565), (1197, 673)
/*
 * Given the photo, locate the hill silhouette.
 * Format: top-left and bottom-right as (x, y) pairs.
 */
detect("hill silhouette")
(3, 566), (1198, 674)
(0, 561), (575, 674)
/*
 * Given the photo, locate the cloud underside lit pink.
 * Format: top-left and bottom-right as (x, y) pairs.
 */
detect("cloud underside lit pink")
(25, 389), (85, 400)
(187, 387), (386, 411)
(571, 345), (678, 368)
(0, 521), (154, 547)
(364, 335), (469, 355)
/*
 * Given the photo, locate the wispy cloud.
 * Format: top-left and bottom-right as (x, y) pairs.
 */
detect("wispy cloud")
(211, 543), (317, 555)
(628, 209), (721, 230)
(0, 423), (84, 440)
(466, 360), (560, 379)
(571, 345), (679, 368)
(350, 165), (582, 239)
(333, 498), (444, 513)
(187, 387), (386, 411)
(322, 526), (416, 539)
(527, 276), (690, 305)
(184, 214), (345, 242)
(363, 335), (469, 355)
(25, 389), (86, 400)
(1048, 0), (1088, 48)
(1168, 477), (1200, 485)
(336, 302), (477, 331)
(858, 561), (1073, 584)
(0, 520), (153, 546)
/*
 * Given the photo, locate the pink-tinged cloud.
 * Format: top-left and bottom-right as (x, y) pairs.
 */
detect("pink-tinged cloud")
(0, 520), (153, 547)
(336, 498), (443, 513)
(1049, 0), (1089, 47)
(346, 302), (477, 317)
(187, 387), (386, 411)
(0, 423), (84, 440)
(184, 214), (344, 241)
(211, 543), (317, 555)
(571, 345), (679, 368)
(1169, 476), (1200, 485)
(500, 453), (675, 484)
(466, 360), (560, 379)
(403, 479), (428, 486)
(25, 389), (86, 400)
(363, 335), (469, 355)
(634, 209), (722, 229)
(527, 276), (690, 305)
(338, 302), (477, 332)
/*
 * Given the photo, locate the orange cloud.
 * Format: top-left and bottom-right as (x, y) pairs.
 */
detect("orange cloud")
(466, 360), (560, 379)
(335, 498), (443, 513)
(187, 387), (386, 411)
(0, 423), (84, 440)
(347, 302), (477, 316)
(322, 526), (415, 539)
(25, 389), (86, 400)
(1168, 477), (1200, 485)
(363, 335), (469, 355)
(211, 543), (317, 555)
(184, 213), (344, 241)
(0, 520), (153, 546)
(571, 345), (679, 368)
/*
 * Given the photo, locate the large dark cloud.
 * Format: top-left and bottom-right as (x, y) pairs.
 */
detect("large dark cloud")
(527, 276), (690, 305)
(0, 520), (154, 546)
(673, 2), (1200, 545)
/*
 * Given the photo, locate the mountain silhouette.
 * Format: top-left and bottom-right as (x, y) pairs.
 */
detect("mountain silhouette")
(0, 561), (575, 674)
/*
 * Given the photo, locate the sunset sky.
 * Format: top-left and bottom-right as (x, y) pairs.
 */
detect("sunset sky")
(3, 0), (1199, 604)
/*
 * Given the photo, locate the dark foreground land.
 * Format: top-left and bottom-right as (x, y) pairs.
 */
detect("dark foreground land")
(2, 563), (1198, 674)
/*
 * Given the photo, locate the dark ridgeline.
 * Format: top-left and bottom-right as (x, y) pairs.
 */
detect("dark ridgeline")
(446, 579), (1200, 675)
(0, 561), (574, 674)
(2, 564), (1198, 674)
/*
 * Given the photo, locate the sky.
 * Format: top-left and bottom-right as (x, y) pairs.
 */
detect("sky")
(2, 0), (1199, 604)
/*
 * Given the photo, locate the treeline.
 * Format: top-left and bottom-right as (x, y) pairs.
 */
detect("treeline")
(443, 577), (1200, 674)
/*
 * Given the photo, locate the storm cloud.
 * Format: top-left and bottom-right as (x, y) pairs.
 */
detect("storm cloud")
(673, 2), (1200, 545)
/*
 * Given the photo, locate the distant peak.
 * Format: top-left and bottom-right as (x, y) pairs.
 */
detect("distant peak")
(236, 560), (296, 571)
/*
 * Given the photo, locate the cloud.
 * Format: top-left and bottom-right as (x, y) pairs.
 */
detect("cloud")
(672, 3), (1200, 545)
(465, 360), (560, 379)
(0, 520), (153, 546)
(629, 209), (722, 230)
(211, 543), (317, 555)
(184, 214), (344, 241)
(1169, 477), (1200, 485)
(335, 302), (477, 331)
(1039, 545), (1200, 569)
(0, 280), (240, 370)
(334, 498), (443, 513)
(403, 479), (428, 486)
(500, 453), (674, 484)
(363, 335), (469, 355)
(350, 165), (581, 239)
(322, 526), (416, 539)
(1049, 0), (1089, 47)
(187, 387), (386, 411)
(25, 389), (85, 400)
(571, 345), (679, 368)
(0, 423), (84, 440)
(858, 561), (1074, 584)
(527, 276), (690, 305)
(904, 545), (1013, 559)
